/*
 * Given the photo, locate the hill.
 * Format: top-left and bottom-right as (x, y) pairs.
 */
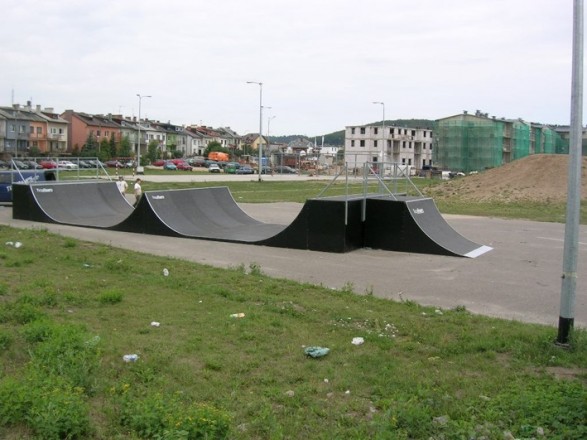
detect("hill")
(425, 154), (587, 203)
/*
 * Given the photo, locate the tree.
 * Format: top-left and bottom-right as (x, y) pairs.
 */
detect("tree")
(99, 138), (110, 161)
(147, 140), (159, 164)
(109, 133), (117, 158)
(119, 135), (132, 158)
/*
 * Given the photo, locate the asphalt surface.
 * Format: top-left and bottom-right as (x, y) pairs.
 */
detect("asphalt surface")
(1, 172), (585, 328)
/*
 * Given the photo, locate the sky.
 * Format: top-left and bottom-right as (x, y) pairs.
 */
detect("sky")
(1, 0), (579, 136)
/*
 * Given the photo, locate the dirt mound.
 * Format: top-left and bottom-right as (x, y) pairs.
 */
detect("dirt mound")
(424, 154), (587, 203)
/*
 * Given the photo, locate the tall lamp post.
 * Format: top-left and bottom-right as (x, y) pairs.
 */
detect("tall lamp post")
(373, 101), (385, 174)
(136, 94), (151, 174)
(246, 81), (263, 181)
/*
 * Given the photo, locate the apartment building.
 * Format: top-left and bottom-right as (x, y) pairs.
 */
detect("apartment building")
(344, 124), (433, 172)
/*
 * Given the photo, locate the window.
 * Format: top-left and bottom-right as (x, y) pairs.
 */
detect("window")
(37, 127), (42, 134)
(402, 158), (406, 164)
(374, 140), (378, 147)
(351, 140), (355, 147)
(19, 125), (25, 133)
(360, 140), (365, 147)
(402, 142), (406, 149)
(374, 127), (378, 135)
(360, 127), (365, 134)
(408, 158), (412, 165)
(409, 142), (412, 149)
(29, 126), (34, 134)
(351, 127), (355, 134)
(97, 130), (101, 137)
(411, 130), (416, 136)
(10, 124), (15, 132)
(59, 128), (63, 134)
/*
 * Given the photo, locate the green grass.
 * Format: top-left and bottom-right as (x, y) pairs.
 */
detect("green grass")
(0, 227), (585, 439)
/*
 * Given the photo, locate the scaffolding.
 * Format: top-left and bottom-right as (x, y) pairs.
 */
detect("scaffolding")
(434, 114), (568, 172)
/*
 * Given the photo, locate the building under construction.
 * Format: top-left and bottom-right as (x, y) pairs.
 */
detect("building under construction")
(433, 110), (568, 173)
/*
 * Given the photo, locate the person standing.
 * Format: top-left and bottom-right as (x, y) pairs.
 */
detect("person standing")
(133, 178), (142, 207)
(116, 175), (128, 195)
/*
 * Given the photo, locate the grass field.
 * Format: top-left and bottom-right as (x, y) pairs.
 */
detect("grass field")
(0, 179), (586, 439)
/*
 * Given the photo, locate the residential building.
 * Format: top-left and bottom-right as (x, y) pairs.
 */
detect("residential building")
(433, 111), (568, 173)
(0, 103), (68, 156)
(345, 124), (433, 172)
(60, 110), (121, 153)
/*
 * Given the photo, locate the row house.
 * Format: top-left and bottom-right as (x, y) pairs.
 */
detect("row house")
(0, 103), (68, 157)
(61, 110), (121, 152)
(345, 124), (433, 172)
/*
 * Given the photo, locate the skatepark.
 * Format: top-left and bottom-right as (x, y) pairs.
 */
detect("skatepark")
(1, 175), (585, 328)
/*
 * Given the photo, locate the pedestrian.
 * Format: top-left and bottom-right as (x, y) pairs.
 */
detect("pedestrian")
(133, 178), (142, 207)
(116, 175), (128, 195)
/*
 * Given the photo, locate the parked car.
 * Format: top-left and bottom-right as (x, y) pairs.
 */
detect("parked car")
(163, 161), (177, 171)
(152, 159), (165, 167)
(234, 166), (253, 175)
(224, 162), (241, 174)
(175, 162), (193, 171)
(274, 166), (297, 174)
(58, 160), (79, 170)
(208, 163), (221, 173)
(104, 160), (124, 168)
(11, 160), (30, 169)
(188, 157), (206, 167)
(40, 160), (58, 169)
(26, 161), (43, 170)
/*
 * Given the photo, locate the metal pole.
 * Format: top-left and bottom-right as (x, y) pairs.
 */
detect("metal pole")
(247, 81), (263, 181)
(136, 94), (151, 172)
(557, 0), (583, 345)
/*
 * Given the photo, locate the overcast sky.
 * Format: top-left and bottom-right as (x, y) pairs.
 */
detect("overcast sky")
(1, 0), (579, 136)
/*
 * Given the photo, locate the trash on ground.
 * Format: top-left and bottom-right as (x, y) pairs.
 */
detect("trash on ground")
(285, 390), (295, 397)
(304, 346), (330, 358)
(5, 241), (22, 248)
(123, 354), (139, 362)
(163, 268), (169, 276)
(351, 337), (365, 345)
(230, 313), (245, 318)
(150, 321), (160, 327)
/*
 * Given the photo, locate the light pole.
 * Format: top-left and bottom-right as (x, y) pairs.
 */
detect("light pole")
(247, 81), (263, 181)
(136, 94), (151, 174)
(268, 114), (276, 169)
(373, 101), (385, 174)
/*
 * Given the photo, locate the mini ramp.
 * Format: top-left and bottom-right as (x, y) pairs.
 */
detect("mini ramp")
(12, 180), (133, 227)
(12, 181), (491, 257)
(364, 196), (492, 258)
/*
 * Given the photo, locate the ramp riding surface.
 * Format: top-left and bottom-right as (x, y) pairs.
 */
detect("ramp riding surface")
(12, 180), (133, 227)
(364, 196), (492, 257)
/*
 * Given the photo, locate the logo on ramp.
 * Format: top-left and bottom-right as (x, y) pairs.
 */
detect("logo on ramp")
(151, 195), (165, 200)
(35, 188), (53, 193)
(412, 208), (424, 214)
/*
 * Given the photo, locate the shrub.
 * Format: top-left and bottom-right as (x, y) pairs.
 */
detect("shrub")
(120, 391), (230, 439)
(98, 290), (124, 304)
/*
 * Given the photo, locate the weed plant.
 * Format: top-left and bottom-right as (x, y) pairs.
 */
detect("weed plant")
(0, 226), (585, 439)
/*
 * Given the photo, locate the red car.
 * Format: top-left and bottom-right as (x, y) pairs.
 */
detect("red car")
(152, 159), (165, 167)
(39, 160), (58, 169)
(175, 161), (193, 171)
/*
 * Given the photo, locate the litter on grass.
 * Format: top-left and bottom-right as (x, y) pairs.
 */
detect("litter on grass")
(230, 313), (245, 318)
(351, 337), (365, 345)
(304, 346), (330, 358)
(5, 241), (22, 248)
(162, 268), (169, 276)
(150, 321), (160, 327)
(123, 354), (139, 362)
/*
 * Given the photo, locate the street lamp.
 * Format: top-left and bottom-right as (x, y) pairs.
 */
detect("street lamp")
(246, 81), (263, 181)
(136, 94), (151, 174)
(373, 101), (385, 173)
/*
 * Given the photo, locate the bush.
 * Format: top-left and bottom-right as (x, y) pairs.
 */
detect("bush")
(120, 391), (230, 439)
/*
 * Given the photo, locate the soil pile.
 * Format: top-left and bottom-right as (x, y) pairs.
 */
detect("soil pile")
(424, 154), (587, 203)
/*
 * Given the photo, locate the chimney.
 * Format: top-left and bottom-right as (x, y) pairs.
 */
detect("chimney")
(36, 105), (41, 111)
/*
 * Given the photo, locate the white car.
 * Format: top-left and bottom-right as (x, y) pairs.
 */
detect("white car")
(208, 163), (221, 173)
(58, 160), (79, 170)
